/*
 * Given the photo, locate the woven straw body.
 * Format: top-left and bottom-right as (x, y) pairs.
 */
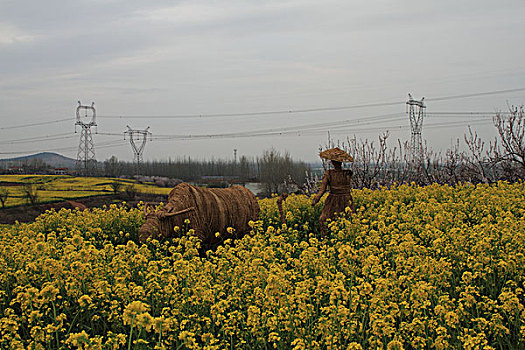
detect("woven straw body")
(139, 183), (259, 248)
(318, 169), (354, 235)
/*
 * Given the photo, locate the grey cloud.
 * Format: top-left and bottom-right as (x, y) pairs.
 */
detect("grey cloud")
(0, 0), (524, 162)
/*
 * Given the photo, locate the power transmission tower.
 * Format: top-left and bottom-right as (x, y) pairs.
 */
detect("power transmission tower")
(124, 126), (152, 174)
(406, 93), (426, 164)
(75, 101), (97, 176)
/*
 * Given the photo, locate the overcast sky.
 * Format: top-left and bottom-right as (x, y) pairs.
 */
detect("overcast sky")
(1, 0), (524, 163)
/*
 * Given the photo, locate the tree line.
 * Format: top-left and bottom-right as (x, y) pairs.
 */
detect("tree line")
(103, 149), (311, 195)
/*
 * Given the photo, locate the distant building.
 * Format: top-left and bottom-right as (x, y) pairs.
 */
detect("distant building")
(54, 168), (69, 175)
(8, 166), (24, 174)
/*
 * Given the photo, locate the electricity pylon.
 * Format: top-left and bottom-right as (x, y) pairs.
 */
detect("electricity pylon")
(75, 101), (97, 176)
(124, 126), (152, 174)
(406, 93), (426, 165)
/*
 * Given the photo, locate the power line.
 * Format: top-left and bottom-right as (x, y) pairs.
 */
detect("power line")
(267, 117), (494, 137)
(285, 118), (493, 137)
(96, 140), (129, 150)
(152, 114), (405, 140)
(97, 101), (406, 120)
(0, 113), (403, 152)
(95, 87), (525, 120)
(426, 87), (525, 102)
(0, 133), (74, 145)
(153, 112), (405, 139)
(0, 118), (70, 130)
(0, 110), (502, 145)
(1, 87), (522, 131)
(97, 132), (126, 137)
(0, 112), (498, 148)
(0, 109), (506, 147)
(0, 111), (503, 144)
(0, 140), (127, 156)
(151, 117), (492, 141)
(0, 131), (123, 145)
(0, 116), (495, 155)
(4, 135), (78, 145)
(428, 111), (513, 115)
(1, 87), (521, 156)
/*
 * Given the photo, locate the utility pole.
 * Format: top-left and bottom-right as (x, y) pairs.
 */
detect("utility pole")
(406, 93), (426, 165)
(124, 126), (152, 175)
(75, 101), (97, 176)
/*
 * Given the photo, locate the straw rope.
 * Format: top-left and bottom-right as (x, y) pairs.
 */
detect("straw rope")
(139, 183), (259, 248)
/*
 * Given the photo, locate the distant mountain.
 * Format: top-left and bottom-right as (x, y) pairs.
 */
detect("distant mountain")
(0, 152), (76, 168)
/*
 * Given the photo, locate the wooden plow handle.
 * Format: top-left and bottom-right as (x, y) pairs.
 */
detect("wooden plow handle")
(163, 207), (196, 218)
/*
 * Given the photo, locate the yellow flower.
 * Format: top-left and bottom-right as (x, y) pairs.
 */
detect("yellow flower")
(179, 331), (196, 348)
(268, 331), (281, 344)
(387, 339), (404, 350)
(444, 311), (459, 328)
(291, 338), (306, 350)
(66, 331), (90, 347)
(0, 179), (524, 348)
(39, 284), (59, 302)
(135, 312), (154, 331)
(347, 342), (363, 350)
(35, 242), (46, 253)
(71, 234), (83, 247)
(78, 295), (92, 308)
(122, 301), (149, 325)
(462, 271), (473, 284)
(153, 316), (166, 333)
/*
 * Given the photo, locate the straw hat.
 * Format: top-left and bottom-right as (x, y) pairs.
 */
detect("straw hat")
(319, 147), (354, 163)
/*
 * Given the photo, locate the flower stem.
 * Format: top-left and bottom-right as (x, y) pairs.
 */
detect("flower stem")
(128, 315), (135, 350)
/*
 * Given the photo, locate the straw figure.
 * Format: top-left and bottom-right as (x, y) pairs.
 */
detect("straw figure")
(139, 183), (259, 249)
(311, 147), (355, 236)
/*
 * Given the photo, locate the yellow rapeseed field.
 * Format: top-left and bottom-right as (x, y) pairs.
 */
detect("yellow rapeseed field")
(0, 175), (171, 207)
(0, 182), (524, 349)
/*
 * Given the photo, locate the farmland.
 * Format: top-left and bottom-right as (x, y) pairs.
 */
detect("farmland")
(0, 175), (171, 208)
(0, 181), (524, 349)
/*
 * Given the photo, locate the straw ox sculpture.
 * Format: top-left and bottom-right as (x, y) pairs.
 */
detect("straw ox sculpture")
(139, 183), (259, 248)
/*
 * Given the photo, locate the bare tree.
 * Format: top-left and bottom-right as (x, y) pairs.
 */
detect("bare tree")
(421, 141), (445, 185)
(463, 126), (493, 183)
(257, 149), (309, 195)
(322, 133), (432, 189)
(110, 181), (124, 195)
(237, 155), (252, 182)
(316, 107), (525, 189)
(319, 132), (391, 189)
(492, 106), (525, 180)
(124, 184), (137, 201)
(22, 183), (39, 205)
(346, 132), (390, 189)
(104, 156), (122, 177)
(0, 188), (8, 208)
(442, 139), (464, 185)
(386, 139), (410, 186)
